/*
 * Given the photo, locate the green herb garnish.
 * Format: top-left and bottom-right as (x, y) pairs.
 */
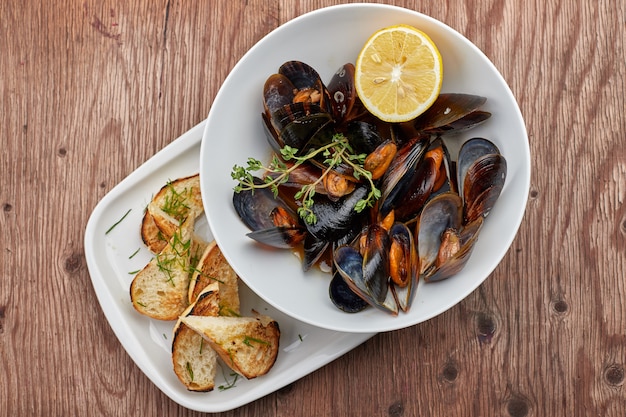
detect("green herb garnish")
(186, 362), (194, 381)
(242, 336), (270, 347)
(105, 208), (131, 234)
(155, 227), (192, 286)
(161, 181), (192, 224)
(218, 372), (239, 391)
(231, 133), (381, 224)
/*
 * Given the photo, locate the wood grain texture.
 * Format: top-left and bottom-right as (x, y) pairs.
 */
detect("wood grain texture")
(1, 0), (624, 416)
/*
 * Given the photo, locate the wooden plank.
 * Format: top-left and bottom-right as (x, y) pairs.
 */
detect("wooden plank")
(0, 0), (624, 415)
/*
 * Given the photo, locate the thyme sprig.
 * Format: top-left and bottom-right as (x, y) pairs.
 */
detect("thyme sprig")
(231, 133), (381, 224)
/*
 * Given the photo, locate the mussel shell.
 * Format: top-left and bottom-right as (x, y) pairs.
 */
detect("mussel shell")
(263, 73), (295, 118)
(232, 177), (299, 232)
(388, 155), (438, 222)
(262, 112), (283, 153)
(412, 94), (489, 134)
(462, 153), (507, 223)
(279, 60), (324, 90)
(458, 138), (507, 223)
(344, 120), (385, 155)
(329, 269), (369, 313)
(279, 113), (334, 152)
(422, 217), (483, 282)
(379, 136), (430, 218)
(302, 234), (329, 271)
(305, 185), (368, 242)
(246, 225), (306, 249)
(327, 63), (356, 123)
(416, 192), (463, 275)
(334, 242), (398, 315)
(388, 222), (418, 312)
(457, 137), (501, 198)
(278, 60), (331, 113)
(360, 224), (391, 304)
(271, 101), (327, 135)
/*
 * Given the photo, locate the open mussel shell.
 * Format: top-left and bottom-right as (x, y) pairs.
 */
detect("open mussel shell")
(379, 136), (430, 218)
(278, 60), (332, 113)
(416, 192), (463, 275)
(388, 222), (418, 312)
(422, 217), (484, 282)
(233, 177), (305, 248)
(246, 225), (306, 249)
(279, 60), (324, 91)
(381, 137), (453, 223)
(458, 138), (507, 223)
(334, 227), (398, 315)
(412, 93), (491, 135)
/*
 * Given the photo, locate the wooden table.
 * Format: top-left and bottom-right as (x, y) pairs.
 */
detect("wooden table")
(2, 1), (625, 415)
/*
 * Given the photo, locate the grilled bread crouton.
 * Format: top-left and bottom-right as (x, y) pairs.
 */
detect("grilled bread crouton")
(147, 174), (204, 239)
(172, 283), (220, 391)
(130, 216), (196, 320)
(181, 315), (280, 379)
(188, 240), (240, 316)
(140, 210), (168, 254)
(141, 209), (209, 256)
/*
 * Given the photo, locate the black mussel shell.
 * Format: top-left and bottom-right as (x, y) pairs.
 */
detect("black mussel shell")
(329, 270), (369, 313)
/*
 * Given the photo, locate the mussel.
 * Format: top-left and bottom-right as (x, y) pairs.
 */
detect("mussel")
(232, 177), (306, 249)
(457, 138), (507, 223)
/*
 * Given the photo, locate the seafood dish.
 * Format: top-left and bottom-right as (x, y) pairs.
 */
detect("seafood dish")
(231, 61), (507, 316)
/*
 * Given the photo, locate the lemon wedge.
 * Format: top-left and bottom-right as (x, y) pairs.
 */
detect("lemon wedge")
(355, 24), (443, 123)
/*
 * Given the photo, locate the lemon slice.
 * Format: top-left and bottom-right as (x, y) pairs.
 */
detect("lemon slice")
(355, 24), (443, 123)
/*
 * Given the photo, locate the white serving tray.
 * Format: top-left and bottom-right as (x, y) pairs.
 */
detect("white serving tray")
(84, 121), (375, 413)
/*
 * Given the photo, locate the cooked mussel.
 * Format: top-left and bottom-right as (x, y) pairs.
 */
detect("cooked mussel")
(278, 60), (331, 113)
(329, 268), (369, 313)
(334, 224), (399, 315)
(458, 138), (507, 223)
(327, 63), (357, 123)
(388, 222), (418, 312)
(416, 192), (484, 282)
(412, 93), (491, 135)
(232, 177), (306, 248)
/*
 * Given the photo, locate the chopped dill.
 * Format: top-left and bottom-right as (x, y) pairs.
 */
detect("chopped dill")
(106, 208), (132, 234)
(243, 336), (270, 347)
(186, 362), (194, 381)
(218, 371), (239, 391)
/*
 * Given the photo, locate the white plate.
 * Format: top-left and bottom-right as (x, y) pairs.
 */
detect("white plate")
(201, 4), (531, 333)
(84, 121), (374, 413)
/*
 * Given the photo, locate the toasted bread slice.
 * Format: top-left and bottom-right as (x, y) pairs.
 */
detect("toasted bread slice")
(172, 283), (220, 391)
(130, 216), (196, 320)
(188, 241), (240, 316)
(181, 315), (280, 379)
(140, 210), (168, 254)
(142, 208), (209, 256)
(147, 174), (204, 239)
